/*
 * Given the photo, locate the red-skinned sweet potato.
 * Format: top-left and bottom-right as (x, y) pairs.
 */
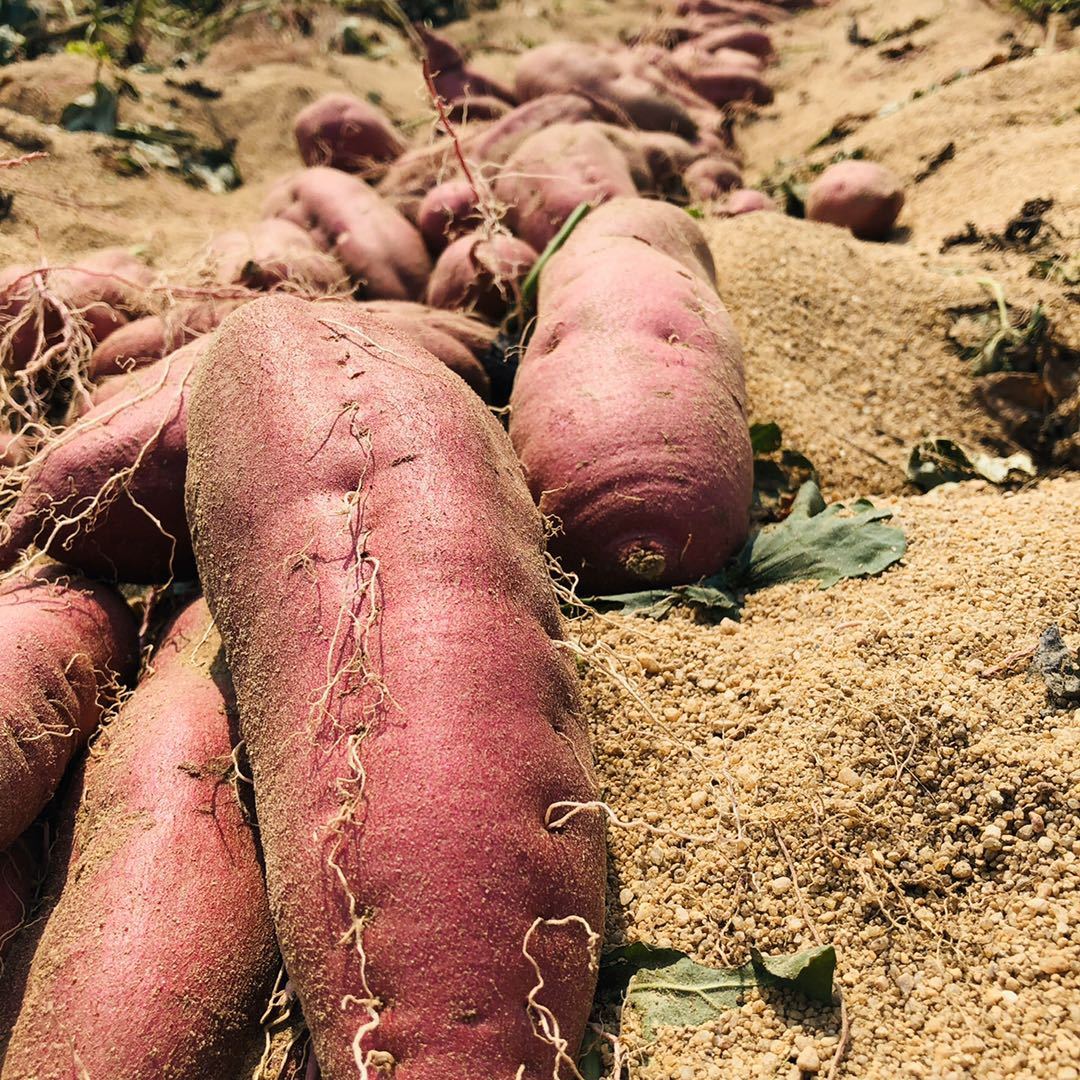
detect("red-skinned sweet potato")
(294, 92), (407, 173)
(684, 155), (744, 201)
(674, 56), (773, 106)
(0, 567), (138, 853)
(204, 219), (346, 293)
(88, 298), (243, 380)
(673, 23), (775, 60)
(186, 294), (605, 1080)
(0, 249), (153, 371)
(417, 178), (483, 251)
(264, 166), (430, 300)
(445, 94), (511, 123)
(0, 340), (206, 582)
(717, 187), (776, 215)
(0, 598), (278, 1079)
(509, 197), (752, 589)
(514, 43), (703, 138)
(470, 93), (599, 165)
(495, 122), (638, 251)
(426, 232), (536, 322)
(805, 159), (905, 241)
(418, 25), (516, 105)
(0, 823), (47, 963)
(348, 298), (495, 399)
(673, 0), (790, 23)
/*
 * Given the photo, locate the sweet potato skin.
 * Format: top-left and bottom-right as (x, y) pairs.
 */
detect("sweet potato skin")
(294, 92), (406, 173)
(263, 166), (430, 300)
(349, 298), (494, 399)
(0, 824), (47, 963)
(205, 219), (346, 293)
(426, 232), (537, 321)
(509, 198), (752, 589)
(186, 295), (605, 1080)
(88, 298), (241, 380)
(416, 179), (482, 251)
(684, 155), (743, 201)
(1, 249), (153, 371)
(496, 123), (637, 251)
(805, 159), (905, 241)
(0, 341), (205, 582)
(0, 568), (138, 853)
(0, 598), (278, 1080)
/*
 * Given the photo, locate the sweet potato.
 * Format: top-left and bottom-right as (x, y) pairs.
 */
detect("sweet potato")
(0, 341), (205, 582)
(349, 298), (495, 399)
(495, 122), (638, 251)
(0, 598), (278, 1079)
(509, 197), (752, 589)
(684, 155), (743, 201)
(264, 166), (430, 300)
(470, 93), (599, 165)
(0, 567), (138, 853)
(418, 25), (516, 105)
(186, 294), (605, 1080)
(0, 824), (47, 963)
(715, 187), (776, 215)
(514, 42), (702, 138)
(673, 56), (773, 106)
(446, 94), (511, 123)
(673, 0), (790, 23)
(294, 92), (406, 173)
(426, 232), (537, 321)
(673, 23), (775, 60)
(0, 249), (153, 371)
(88, 298), (242, 380)
(805, 159), (905, 241)
(204, 219), (346, 293)
(417, 178), (483, 251)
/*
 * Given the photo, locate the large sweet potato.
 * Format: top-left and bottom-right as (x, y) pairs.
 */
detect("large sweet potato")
(294, 92), (406, 173)
(186, 295), (605, 1079)
(0, 341), (205, 582)
(509, 197), (752, 589)
(0, 567), (138, 853)
(0, 598), (278, 1079)
(264, 166), (430, 300)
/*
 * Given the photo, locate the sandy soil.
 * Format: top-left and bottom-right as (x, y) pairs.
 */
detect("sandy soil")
(1, 0), (1078, 1077)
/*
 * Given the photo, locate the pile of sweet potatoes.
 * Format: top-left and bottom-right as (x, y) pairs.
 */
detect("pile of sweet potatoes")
(0, 0), (908, 1074)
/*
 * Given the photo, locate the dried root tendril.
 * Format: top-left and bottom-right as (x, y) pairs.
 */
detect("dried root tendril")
(521, 915), (601, 1080)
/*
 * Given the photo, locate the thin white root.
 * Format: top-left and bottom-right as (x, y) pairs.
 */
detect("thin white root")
(545, 799), (723, 846)
(521, 915), (601, 1080)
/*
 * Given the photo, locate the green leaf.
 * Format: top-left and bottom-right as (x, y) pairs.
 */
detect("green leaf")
(61, 81), (118, 135)
(906, 437), (1036, 492)
(738, 481), (905, 590)
(589, 579), (739, 623)
(613, 942), (837, 1039)
(750, 421), (783, 455)
(751, 944), (837, 1005)
(520, 201), (592, 305)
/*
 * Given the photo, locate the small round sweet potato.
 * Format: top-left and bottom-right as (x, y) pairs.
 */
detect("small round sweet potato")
(716, 187), (776, 215)
(805, 159), (905, 241)
(417, 25), (516, 105)
(684, 155), (743, 201)
(416, 178), (482, 251)
(426, 232), (537, 321)
(294, 92), (406, 173)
